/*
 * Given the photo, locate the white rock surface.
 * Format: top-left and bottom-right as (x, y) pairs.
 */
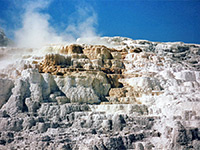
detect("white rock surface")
(0, 36), (200, 149)
(0, 78), (14, 108)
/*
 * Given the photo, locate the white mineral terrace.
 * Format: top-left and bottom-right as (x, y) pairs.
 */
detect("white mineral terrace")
(0, 36), (200, 149)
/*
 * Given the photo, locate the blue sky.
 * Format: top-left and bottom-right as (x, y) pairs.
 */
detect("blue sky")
(0, 0), (200, 44)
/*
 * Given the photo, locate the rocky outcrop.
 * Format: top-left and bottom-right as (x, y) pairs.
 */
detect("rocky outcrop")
(60, 44), (83, 55)
(37, 44), (126, 104)
(0, 78), (14, 108)
(54, 71), (110, 104)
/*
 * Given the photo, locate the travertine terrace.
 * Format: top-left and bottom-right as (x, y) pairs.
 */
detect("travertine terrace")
(0, 36), (200, 150)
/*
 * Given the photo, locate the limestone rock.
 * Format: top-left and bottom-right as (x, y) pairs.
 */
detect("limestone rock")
(23, 117), (36, 130)
(54, 71), (111, 104)
(0, 37), (200, 150)
(193, 140), (200, 150)
(109, 88), (127, 98)
(25, 98), (40, 113)
(112, 114), (126, 131)
(49, 91), (62, 102)
(0, 78), (14, 108)
(176, 123), (187, 144)
(130, 47), (142, 53)
(21, 68), (42, 84)
(60, 44), (83, 55)
(0, 110), (10, 118)
(174, 70), (196, 81)
(111, 52), (122, 59)
(30, 83), (43, 102)
(41, 73), (58, 99)
(107, 74), (123, 88)
(0, 132), (14, 146)
(2, 79), (30, 115)
(56, 96), (70, 104)
(66, 86), (99, 104)
(136, 143), (144, 150)
(39, 54), (71, 73)
(123, 77), (162, 95)
(0, 118), (23, 132)
(83, 45), (113, 60)
(38, 103), (89, 119)
(103, 136), (126, 150)
(37, 122), (50, 133)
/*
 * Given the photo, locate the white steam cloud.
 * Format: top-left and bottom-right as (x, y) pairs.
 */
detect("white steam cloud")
(14, 0), (99, 48)
(14, 0), (63, 48)
(65, 5), (99, 42)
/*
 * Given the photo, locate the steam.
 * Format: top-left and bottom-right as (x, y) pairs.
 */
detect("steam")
(14, 0), (63, 48)
(14, 0), (100, 48)
(65, 5), (99, 43)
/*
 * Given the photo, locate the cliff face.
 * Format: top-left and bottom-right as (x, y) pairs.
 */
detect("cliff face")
(0, 37), (200, 150)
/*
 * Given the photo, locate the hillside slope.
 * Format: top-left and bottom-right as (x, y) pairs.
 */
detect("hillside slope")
(0, 37), (200, 150)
